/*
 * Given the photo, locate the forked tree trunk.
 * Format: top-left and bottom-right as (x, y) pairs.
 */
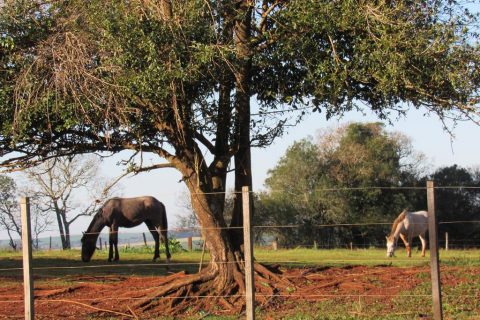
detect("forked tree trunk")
(187, 179), (245, 291)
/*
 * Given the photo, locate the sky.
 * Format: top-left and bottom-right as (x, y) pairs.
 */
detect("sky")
(1, 106), (479, 241)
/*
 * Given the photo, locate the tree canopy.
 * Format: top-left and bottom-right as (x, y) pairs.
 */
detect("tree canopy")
(1, 0), (480, 313)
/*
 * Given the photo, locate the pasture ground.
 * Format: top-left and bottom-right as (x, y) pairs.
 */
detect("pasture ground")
(0, 248), (479, 319)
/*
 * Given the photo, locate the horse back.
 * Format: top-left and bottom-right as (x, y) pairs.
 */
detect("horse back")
(103, 196), (167, 228)
(404, 211), (428, 235)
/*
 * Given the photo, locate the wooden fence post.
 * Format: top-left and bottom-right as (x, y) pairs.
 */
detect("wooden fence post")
(99, 237), (102, 250)
(445, 232), (448, 251)
(20, 197), (34, 320)
(242, 186), (255, 320)
(187, 237), (193, 251)
(272, 238), (278, 251)
(427, 180), (443, 320)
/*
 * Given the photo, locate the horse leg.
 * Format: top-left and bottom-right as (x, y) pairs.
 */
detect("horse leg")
(419, 234), (427, 257)
(145, 221), (160, 261)
(160, 228), (171, 263)
(109, 226), (119, 262)
(406, 236), (413, 258)
(108, 227), (114, 262)
(399, 234), (410, 257)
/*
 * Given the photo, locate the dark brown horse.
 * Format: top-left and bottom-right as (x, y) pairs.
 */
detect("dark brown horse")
(81, 196), (171, 262)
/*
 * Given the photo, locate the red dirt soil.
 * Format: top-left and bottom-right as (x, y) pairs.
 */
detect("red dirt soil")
(0, 265), (475, 319)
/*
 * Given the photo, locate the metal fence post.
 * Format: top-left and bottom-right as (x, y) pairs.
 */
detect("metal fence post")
(242, 186), (255, 320)
(20, 197), (34, 320)
(427, 180), (443, 320)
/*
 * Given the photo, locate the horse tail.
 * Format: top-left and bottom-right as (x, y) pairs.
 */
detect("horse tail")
(389, 208), (408, 236)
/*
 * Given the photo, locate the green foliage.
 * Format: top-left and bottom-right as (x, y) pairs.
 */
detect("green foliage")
(256, 123), (424, 247)
(121, 237), (184, 254)
(0, 175), (16, 201)
(257, 122), (480, 248)
(255, 0), (480, 117)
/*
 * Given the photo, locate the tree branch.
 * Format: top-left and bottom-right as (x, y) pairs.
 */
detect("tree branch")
(194, 131), (215, 154)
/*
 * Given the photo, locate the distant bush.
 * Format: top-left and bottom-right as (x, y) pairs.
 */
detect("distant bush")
(120, 237), (184, 254)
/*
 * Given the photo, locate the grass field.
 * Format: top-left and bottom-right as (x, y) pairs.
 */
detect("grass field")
(0, 247), (479, 319)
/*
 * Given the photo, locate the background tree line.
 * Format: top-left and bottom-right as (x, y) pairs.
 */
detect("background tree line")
(253, 122), (480, 249)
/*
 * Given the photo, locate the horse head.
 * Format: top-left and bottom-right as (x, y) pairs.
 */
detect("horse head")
(81, 232), (97, 262)
(386, 235), (396, 257)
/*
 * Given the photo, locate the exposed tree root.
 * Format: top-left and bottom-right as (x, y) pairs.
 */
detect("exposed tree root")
(121, 261), (295, 317)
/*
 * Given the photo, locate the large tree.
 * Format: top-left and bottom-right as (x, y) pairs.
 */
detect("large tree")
(1, 0), (480, 313)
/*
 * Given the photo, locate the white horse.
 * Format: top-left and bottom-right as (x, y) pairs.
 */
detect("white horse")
(386, 209), (428, 258)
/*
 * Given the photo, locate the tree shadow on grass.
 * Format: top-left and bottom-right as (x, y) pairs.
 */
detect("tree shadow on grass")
(0, 255), (202, 282)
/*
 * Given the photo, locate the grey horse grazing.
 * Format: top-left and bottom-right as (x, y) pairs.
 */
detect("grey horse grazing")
(81, 196), (171, 263)
(386, 209), (428, 258)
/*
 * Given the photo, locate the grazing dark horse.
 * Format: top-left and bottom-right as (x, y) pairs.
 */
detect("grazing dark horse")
(81, 196), (171, 263)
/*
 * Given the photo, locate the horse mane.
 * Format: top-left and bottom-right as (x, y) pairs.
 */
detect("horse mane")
(85, 207), (106, 234)
(388, 209), (408, 237)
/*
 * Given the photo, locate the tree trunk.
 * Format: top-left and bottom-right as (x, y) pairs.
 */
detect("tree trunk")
(7, 230), (17, 251)
(185, 174), (245, 291)
(55, 209), (68, 249)
(64, 222), (71, 249)
(231, 1), (254, 251)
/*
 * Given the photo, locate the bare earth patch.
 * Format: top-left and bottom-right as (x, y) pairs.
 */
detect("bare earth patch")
(0, 265), (477, 319)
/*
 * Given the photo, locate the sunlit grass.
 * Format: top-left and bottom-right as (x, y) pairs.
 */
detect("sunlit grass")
(1, 247), (479, 269)
(255, 247), (480, 268)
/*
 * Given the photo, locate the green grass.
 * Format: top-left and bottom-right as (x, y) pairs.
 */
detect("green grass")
(1, 247), (479, 279)
(255, 247), (480, 268)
